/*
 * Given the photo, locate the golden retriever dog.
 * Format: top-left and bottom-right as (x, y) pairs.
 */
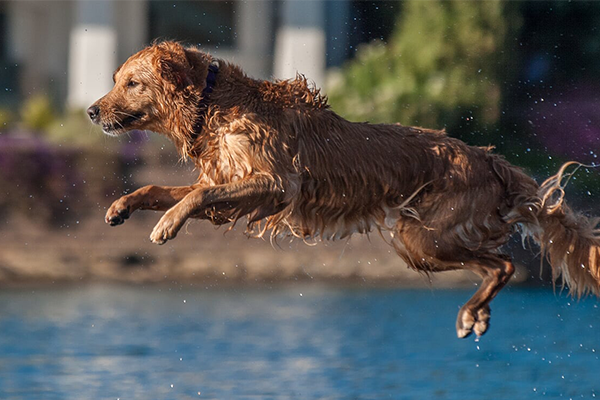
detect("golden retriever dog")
(88, 41), (600, 338)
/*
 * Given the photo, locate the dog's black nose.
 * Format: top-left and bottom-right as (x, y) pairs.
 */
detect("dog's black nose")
(87, 105), (100, 121)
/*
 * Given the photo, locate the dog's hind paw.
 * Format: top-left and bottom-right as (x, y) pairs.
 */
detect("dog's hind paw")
(456, 307), (476, 338)
(473, 306), (491, 337)
(456, 305), (491, 339)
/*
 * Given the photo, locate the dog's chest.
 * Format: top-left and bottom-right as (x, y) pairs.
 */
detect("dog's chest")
(197, 132), (253, 185)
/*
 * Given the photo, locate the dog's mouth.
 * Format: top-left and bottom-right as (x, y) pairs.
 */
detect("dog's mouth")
(102, 112), (146, 136)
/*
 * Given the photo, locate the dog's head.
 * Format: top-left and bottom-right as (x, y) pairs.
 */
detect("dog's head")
(87, 41), (211, 137)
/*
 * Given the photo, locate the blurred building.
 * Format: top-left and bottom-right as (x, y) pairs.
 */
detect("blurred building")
(0, 0), (398, 111)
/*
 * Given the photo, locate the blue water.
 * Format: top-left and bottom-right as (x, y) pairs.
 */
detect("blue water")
(0, 284), (598, 399)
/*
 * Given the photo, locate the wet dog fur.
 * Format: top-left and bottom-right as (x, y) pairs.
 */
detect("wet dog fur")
(88, 41), (600, 338)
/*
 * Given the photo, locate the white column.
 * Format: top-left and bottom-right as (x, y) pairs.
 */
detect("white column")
(235, 0), (274, 79)
(273, 0), (326, 88)
(67, 0), (117, 110)
(114, 0), (148, 64)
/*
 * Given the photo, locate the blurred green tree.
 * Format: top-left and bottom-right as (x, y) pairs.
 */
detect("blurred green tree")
(327, 0), (520, 141)
(20, 94), (57, 132)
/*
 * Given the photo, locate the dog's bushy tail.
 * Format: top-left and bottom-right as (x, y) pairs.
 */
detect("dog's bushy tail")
(528, 162), (600, 297)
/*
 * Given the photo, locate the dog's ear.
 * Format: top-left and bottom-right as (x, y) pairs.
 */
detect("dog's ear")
(154, 42), (192, 89)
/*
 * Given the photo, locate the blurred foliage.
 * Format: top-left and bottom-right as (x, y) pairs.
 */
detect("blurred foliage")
(0, 136), (81, 224)
(0, 135), (132, 226)
(46, 109), (105, 145)
(327, 0), (520, 139)
(19, 94), (57, 132)
(0, 97), (142, 225)
(0, 107), (14, 131)
(15, 93), (104, 145)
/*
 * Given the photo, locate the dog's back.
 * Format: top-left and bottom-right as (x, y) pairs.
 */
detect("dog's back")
(262, 108), (537, 251)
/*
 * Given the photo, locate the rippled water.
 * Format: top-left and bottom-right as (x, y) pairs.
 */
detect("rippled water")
(0, 284), (598, 399)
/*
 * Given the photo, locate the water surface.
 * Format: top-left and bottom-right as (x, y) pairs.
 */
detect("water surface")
(0, 284), (598, 399)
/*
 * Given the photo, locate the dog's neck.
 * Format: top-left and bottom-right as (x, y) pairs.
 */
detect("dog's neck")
(189, 62), (219, 150)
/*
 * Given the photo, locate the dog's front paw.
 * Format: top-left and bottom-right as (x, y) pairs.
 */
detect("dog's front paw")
(105, 199), (132, 226)
(150, 211), (185, 245)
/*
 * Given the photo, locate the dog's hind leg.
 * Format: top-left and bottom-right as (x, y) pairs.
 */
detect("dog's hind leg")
(455, 255), (515, 338)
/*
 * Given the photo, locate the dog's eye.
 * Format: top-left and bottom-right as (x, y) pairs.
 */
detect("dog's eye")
(127, 80), (139, 88)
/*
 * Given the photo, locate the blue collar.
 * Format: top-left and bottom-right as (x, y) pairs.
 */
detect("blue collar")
(202, 63), (219, 98)
(191, 62), (219, 146)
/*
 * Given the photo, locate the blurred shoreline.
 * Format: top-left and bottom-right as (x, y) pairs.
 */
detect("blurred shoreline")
(1, 209), (506, 289)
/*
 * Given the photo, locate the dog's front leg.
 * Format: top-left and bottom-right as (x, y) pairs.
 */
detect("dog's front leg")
(149, 176), (288, 244)
(105, 185), (197, 226)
